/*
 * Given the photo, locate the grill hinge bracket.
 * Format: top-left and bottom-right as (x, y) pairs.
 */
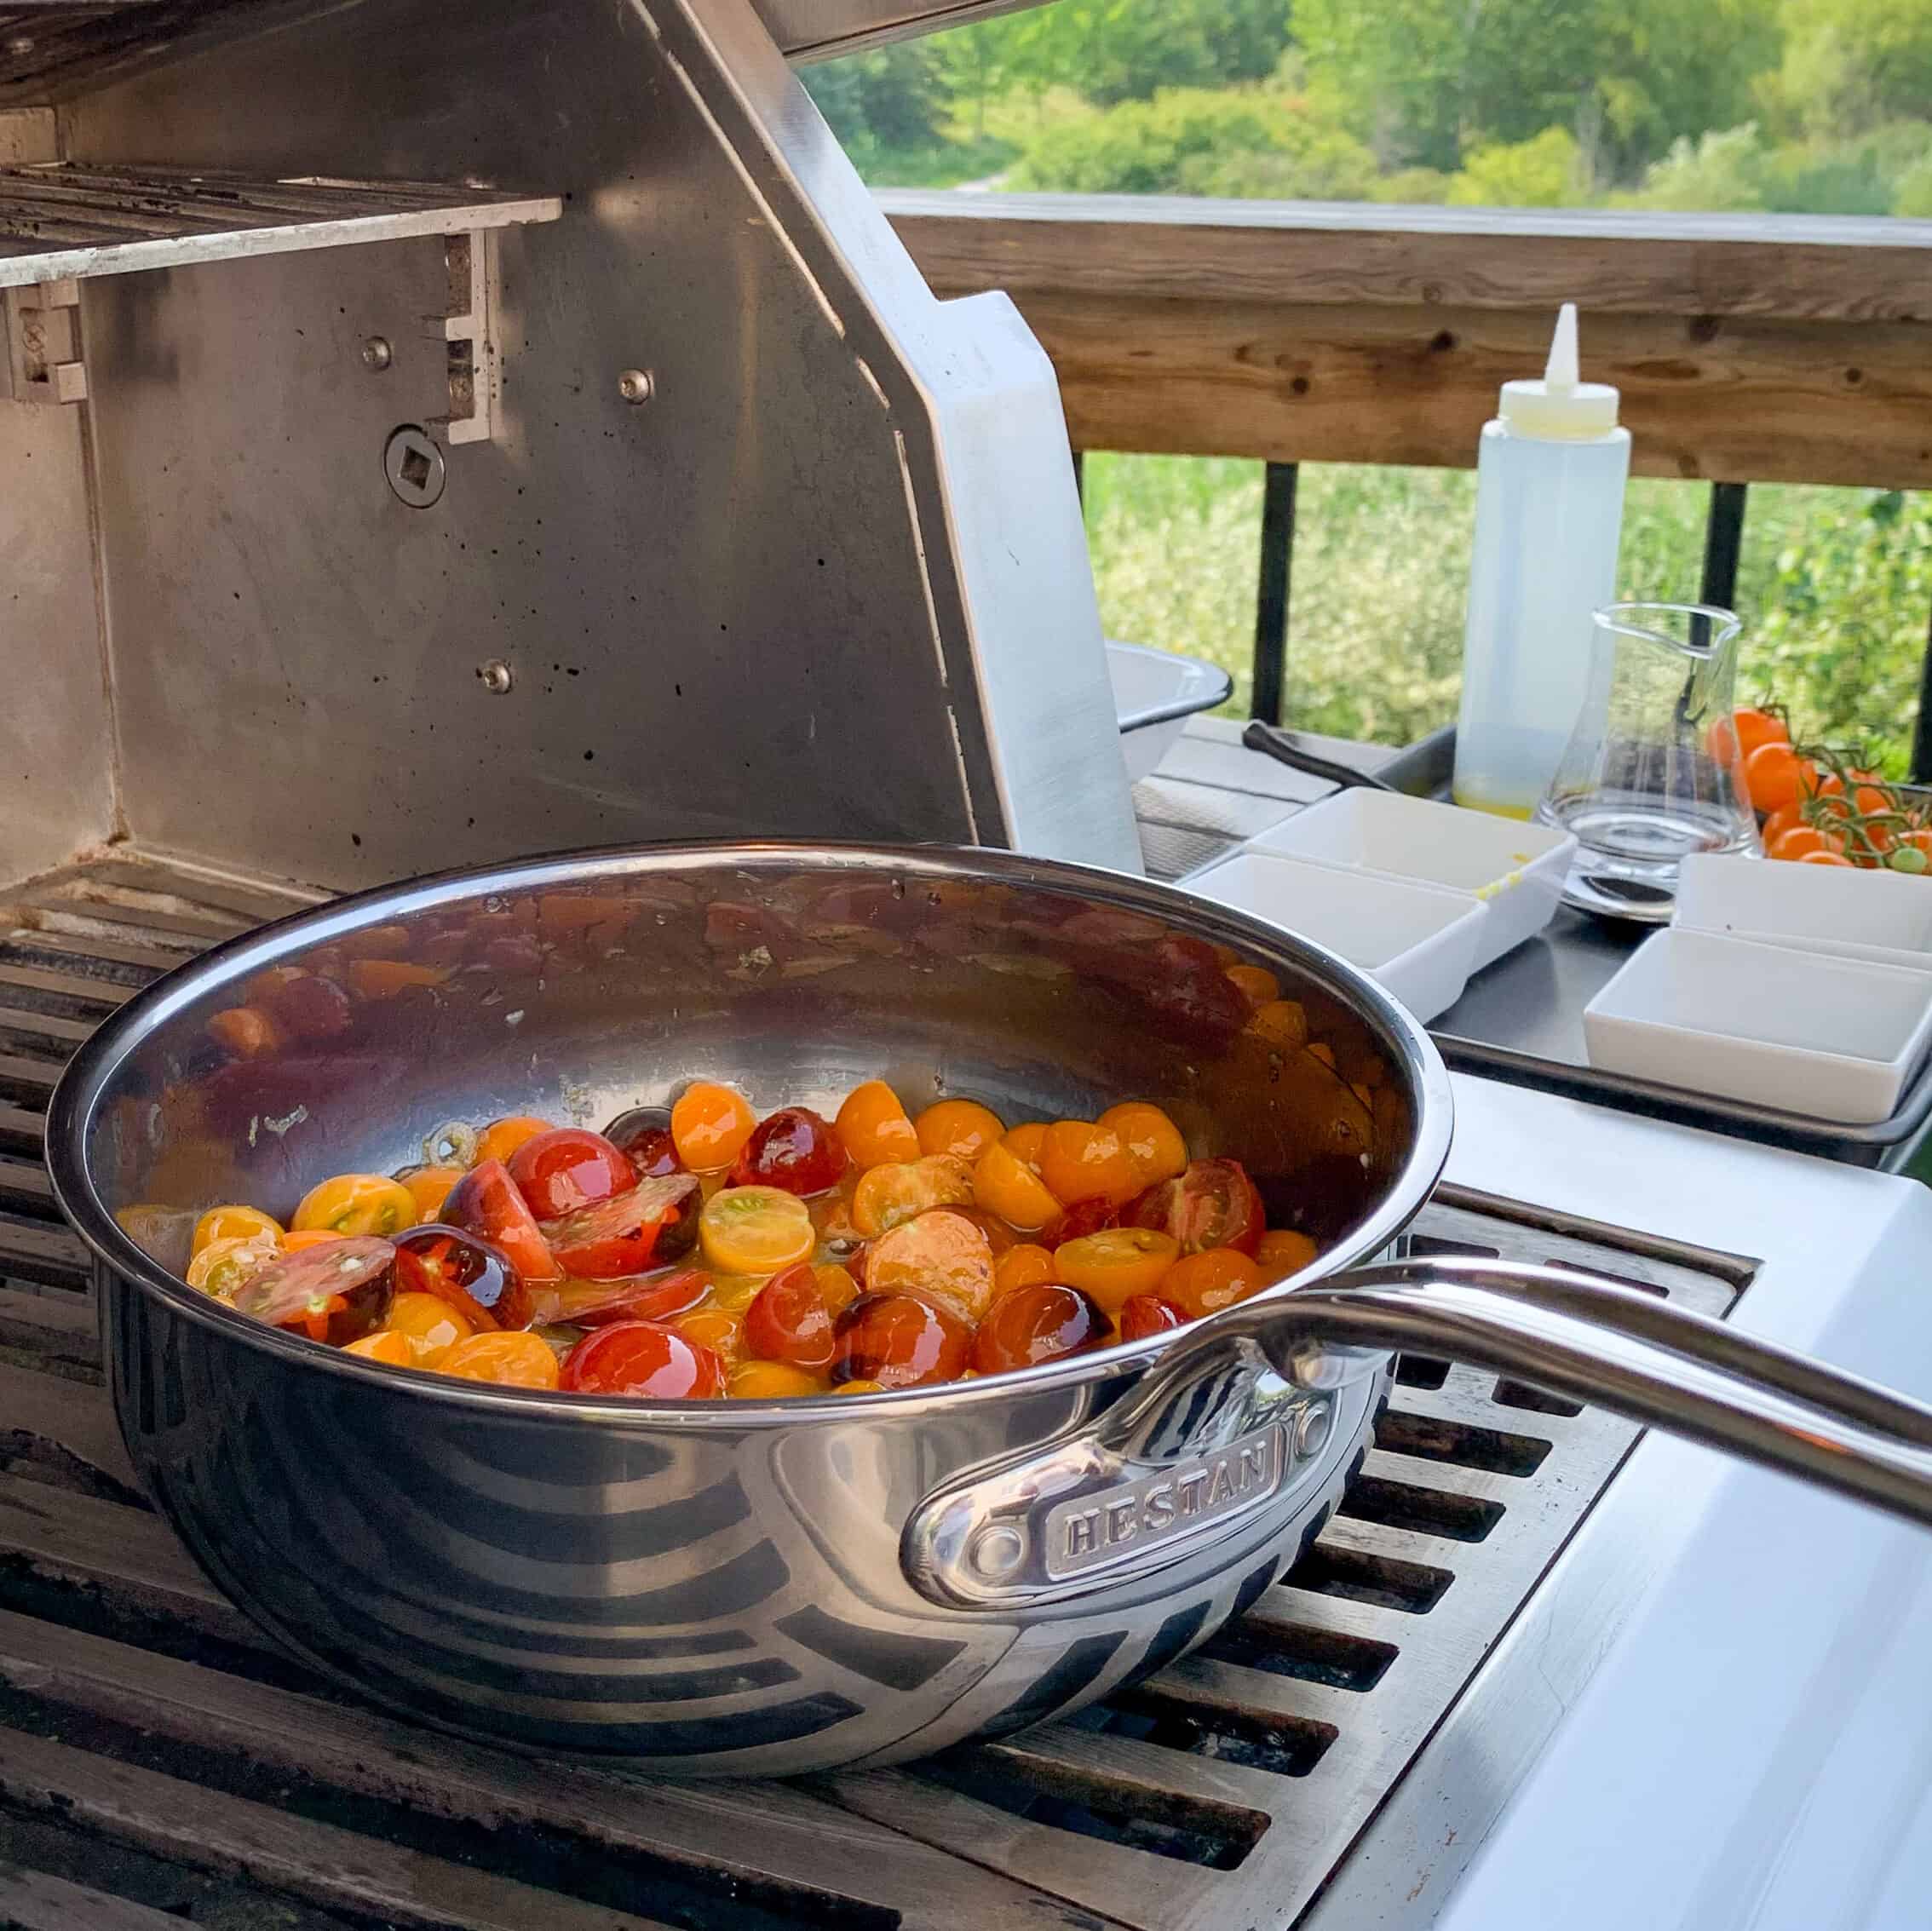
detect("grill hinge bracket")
(1, 279), (88, 407)
(432, 227), (500, 445)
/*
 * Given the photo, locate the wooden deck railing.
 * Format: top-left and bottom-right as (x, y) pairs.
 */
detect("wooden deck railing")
(881, 190), (1932, 770)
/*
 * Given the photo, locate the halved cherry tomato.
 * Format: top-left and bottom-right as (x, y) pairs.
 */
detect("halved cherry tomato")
(1002, 1123), (1049, 1172)
(730, 1107), (848, 1196)
(247, 968), (354, 1042)
(831, 1293), (970, 1388)
(395, 1164), (464, 1224)
(545, 1175), (701, 1280)
(971, 1142), (1061, 1232)
(393, 1224), (528, 1329)
(438, 1330), (561, 1388)
(441, 1159), (563, 1282)
(474, 1116), (556, 1168)
(993, 1243), (1058, 1296)
(342, 1329), (416, 1365)
(699, 1185), (815, 1274)
(670, 1082), (757, 1171)
(744, 1261), (841, 1371)
(383, 1290), (475, 1365)
(1255, 1227), (1320, 1280)
(347, 959), (449, 1001)
(1047, 1195), (1120, 1244)
(834, 1379), (885, 1395)
(1118, 1294), (1187, 1342)
(728, 1361), (825, 1399)
(914, 1099), (1005, 1163)
(291, 1173), (417, 1238)
(1162, 1249), (1265, 1319)
(280, 1230), (347, 1254)
(676, 1307), (745, 1366)
(833, 1081), (920, 1170)
(1250, 999), (1308, 1049)
(1223, 963), (1280, 1013)
(508, 1128), (636, 1221)
(1039, 1121), (1140, 1207)
(866, 1209), (996, 1321)
(192, 1204), (282, 1255)
(185, 1233), (280, 1302)
(602, 1106), (682, 1177)
(852, 1154), (974, 1238)
(234, 1236), (396, 1345)
(1127, 1158), (1264, 1257)
(561, 1321), (724, 1398)
(1744, 742), (1816, 816)
(206, 1006), (282, 1059)
(1799, 849), (1854, 865)
(970, 1282), (1107, 1374)
(1053, 1227), (1180, 1313)
(538, 1268), (709, 1330)
(1097, 1102), (1188, 1188)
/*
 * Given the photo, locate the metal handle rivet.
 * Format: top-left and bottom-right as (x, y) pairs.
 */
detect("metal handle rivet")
(476, 660), (513, 695)
(969, 1524), (1026, 1579)
(1294, 1403), (1332, 1460)
(617, 368), (655, 405)
(361, 336), (394, 372)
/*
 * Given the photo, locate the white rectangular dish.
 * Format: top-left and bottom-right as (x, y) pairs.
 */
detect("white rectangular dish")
(1187, 848), (1486, 1022)
(1250, 790), (1575, 970)
(1583, 927), (1932, 1124)
(1675, 851), (1932, 970)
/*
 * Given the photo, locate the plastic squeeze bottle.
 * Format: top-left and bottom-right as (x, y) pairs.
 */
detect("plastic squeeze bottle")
(1451, 304), (1630, 818)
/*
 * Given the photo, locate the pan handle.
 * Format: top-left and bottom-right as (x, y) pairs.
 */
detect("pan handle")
(901, 1256), (1932, 1612)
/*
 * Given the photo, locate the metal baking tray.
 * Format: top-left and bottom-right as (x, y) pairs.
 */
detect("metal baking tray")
(1377, 727), (1932, 1173)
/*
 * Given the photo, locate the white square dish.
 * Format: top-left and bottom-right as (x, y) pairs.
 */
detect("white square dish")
(1675, 851), (1932, 970)
(1249, 790), (1575, 970)
(1187, 849), (1486, 1022)
(1583, 927), (1932, 1124)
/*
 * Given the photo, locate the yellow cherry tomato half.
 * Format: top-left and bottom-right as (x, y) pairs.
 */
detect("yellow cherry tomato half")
(1223, 964), (1280, 1013)
(1249, 999), (1309, 1049)
(1002, 1123), (1049, 1172)
(699, 1185), (816, 1274)
(290, 1173), (418, 1238)
(474, 1116), (556, 1167)
(728, 1360), (825, 1399)
(384, 1290), (475, 1367)
(851, 1154), (974, 1238)
(971, 1141), (1061, 1232)
(993, 1243), (1058, 1296)
(834, 1378), (885, 1395)
(834, 1080), (921, 1170)
(1039, 1121), (1140, 1208)
(436, 1330), (561, 1388)
(396, 1164), (465, 1224)
(1162, 1250), (1265, 1319)
(671, 1081), (757, 1171)
(1053, 1227), (1181, 1313)
(1096, 1102), (1187, 1189)
(867, 1209), (996, 1322)
(342, 1329), (417, 1366)
(1256, 1227), (1320, 1280)
(192, 1204), (283, 1255)
(914, 1099), (1005, 1163)
(676, 1307), (746, 1365)
(184, 1233), (280, 1302)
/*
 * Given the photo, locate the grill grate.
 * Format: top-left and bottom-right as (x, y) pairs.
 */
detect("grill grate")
(0, 847), (1754, 1930)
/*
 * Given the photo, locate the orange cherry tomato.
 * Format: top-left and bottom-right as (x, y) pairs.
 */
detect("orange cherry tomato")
(396, 1164), (465, 1223)
(833, 1378), (885, 1394)
(698, 1186), (815, 1274)
(1053, 1227), (1181, 1313)
(205, 1006), (282, 1059)
(342, 1329), (416, 1366)
(1744, 742), (1815, 816)
(993, 1243), (1058, 1296)
(1097, 1102), (1187, 1188)
(438, 1330), (562, 1388)
(852, 1154), (974, 1238)
(728, 1360), (825, 1399)
(1769, 825), (1842, 863)
(971, 1141), (1061, 1232)
(1760, 801), (1805, 848)
(830, 1292), (970, 1388)
(834, 1080), (920, 1170)
(1002, 1123), (1049, 1171)
(291, 1173), (418, 1238)
(1038, 1121), (1140, 1208)
(670, 1082), (757, 1171)
(346, 959), (449, 1000)
(384, 1290), (475, 1366)
(279, 1229), (347, 1254)
(865, 1209), (996, 1322)
(1798, 849), (1854, 865)
(1255, 1227), (1319, 1280)
(1161, 1249), (1265, 1319)
(1710, 707), (1786, 768)
(192, 1204), (282, 1255)
(1249, 999), (1308, 1049)
(1223, 964), (1280, 1013)
(914, 1099), (1005, 1163)
(676, 1307), (746, 1366)
(473, 1116), (555, 1167)
(970, 1282), (1107, 1375)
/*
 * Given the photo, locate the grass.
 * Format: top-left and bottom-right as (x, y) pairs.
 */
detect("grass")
(1082, 455), (1932, 773)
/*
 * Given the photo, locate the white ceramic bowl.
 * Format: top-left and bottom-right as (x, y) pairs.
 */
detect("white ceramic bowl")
(1187, 848), (1486, 1022)
(1675, 851), (1932, 970)
(1583, 927), (1932, 1124)
(1250, 790), (1575, 970)
(1107, 641), (1233, 784)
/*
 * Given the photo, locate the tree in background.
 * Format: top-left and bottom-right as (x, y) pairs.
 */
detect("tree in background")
(1769, 0), (1932, 139)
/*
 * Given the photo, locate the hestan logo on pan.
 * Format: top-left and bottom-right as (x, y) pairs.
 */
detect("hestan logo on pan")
(1044, 1422), (1287, 1578)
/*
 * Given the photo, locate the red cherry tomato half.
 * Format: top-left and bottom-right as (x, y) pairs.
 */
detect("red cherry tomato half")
(1118, 1293), (1187, 1342)
(560, 1321), (726, 1399)
(602, 1107), (683, 1179)
(393, 1224), (529, 1330)
(544, 1268), (710, 1330)
(744, 1261), (839, 1371)
(970, 1282), (1107, 1375)
(544, 1175), (700, 1280)
(441, 1159), (563, 1282)
(507, 1128), (636, 1221)
(730, 1107), (848, 1197)
(831, 1292), (971, 1389)
(233, 1235), (395, 1345)
(1048, 1195), (1120, 1244)
(1126, 1158), (1264, 1257)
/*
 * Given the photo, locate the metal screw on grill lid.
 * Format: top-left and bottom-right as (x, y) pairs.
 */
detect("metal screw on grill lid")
(617, 368), (655, 405)
(1294, 1402), (1333, 1461)
(968, 1523), (1026, 1580)
(476, 659), (514, 695)
(360, 336), (393, 372)
(5, 35), (34, 55)
(382, 425), (446, 509)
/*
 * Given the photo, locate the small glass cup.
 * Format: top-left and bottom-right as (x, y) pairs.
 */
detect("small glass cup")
(1534, 602), (1760, 921)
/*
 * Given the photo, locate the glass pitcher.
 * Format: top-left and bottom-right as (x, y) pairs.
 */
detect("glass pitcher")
(1534, 601), (1759, 920)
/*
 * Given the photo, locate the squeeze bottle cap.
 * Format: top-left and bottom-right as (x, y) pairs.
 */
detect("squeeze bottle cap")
(1498, 303), (1620, 439)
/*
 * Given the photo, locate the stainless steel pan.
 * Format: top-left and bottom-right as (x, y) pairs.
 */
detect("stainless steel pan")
(47, 843), (1932, 1775)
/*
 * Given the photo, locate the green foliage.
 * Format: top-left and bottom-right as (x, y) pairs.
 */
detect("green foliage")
(802, 43), (946, 160)
(1614, 124), (1771, 210)
(1770, 0), (1932, 140)
(1616, 118), (1932, 214)
(1446, 128), (1585, 207)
